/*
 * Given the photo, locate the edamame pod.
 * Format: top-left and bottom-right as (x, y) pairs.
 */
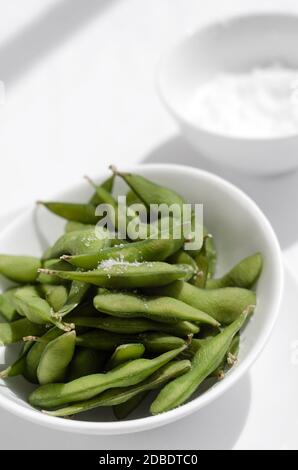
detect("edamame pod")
(39, 262), (194, 289)
(206, 253), (263, 289)
(37, 331), (76, 385)
(76, 330), (139, 351)
(45, 359), (191, 418)
(63, 236), (185, 270)
(106, 343), (145, 370)
(151, 281), (256, 324)
(93, 291), (219, 327)
(29, 345), (187, 409)
(37, 258), (73, 285)
(0, 288), (20, 322)
(140, 332), (185, 353)
(14, 287), (73, 331)
(55, 280), (90, 318)
(0, 318), (45, 346)
(89, 175), (115, 206)
(68, 348), (106, 381)
(73, 315), (199, 336)
(25, 327), (64, 383)
(38, 202), (99, 224)
(150, 310), (250, 414)
(112, 168), (185, 209)
(0, 342), (33, 379)
(191, 236), (209, 288)
(39, 284), (68, 312)
(167, 249), (198, 271)
(43, 228), (111, 260)
(0, 255), (41, 283)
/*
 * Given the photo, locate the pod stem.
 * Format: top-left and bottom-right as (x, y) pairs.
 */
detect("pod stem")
(84, 175), (97, 190)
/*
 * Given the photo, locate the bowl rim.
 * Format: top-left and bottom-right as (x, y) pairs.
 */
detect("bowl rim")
(0, 163), (284, 434)
(156, 11), (298, 143)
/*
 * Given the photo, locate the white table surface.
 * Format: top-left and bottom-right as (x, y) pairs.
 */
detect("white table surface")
(1, 0), (298, 450)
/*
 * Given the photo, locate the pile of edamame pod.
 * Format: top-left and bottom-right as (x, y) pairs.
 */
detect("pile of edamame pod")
(0, 168), (262, 419)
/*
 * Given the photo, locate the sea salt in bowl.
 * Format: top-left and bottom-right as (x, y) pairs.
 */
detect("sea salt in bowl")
(157, 13), (298, 175)
(0, 164), (283, 434)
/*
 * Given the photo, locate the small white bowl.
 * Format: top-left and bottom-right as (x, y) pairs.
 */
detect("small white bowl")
(157, 13), (298, 175)
(0, 164), (283, 434)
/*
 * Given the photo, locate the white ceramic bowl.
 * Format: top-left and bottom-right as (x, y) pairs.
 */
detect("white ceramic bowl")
(0, 164), (283, 434)
(157, 13), (298, 175)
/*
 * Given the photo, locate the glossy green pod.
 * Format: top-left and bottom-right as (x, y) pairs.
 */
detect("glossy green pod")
(0, 255), (41, 283)
(151, 281), (256, 324)
(39, 262), (194, 289)
(93, 291), (219, 327)
(29, 346), (187, 409)
(150, 310), (250, 414)
(206, 253), (263, 289)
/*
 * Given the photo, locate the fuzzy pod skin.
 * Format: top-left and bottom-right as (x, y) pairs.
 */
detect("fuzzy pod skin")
(63, 236), (186, 270)
(44, 359), (191, 417)
(206, 253), (263, 289)
(0, 318), (46, 346)
(151, 281), (256, 324)
(150, 311), (250, 415)
(29, 346), (187, 409)
(105, 343), (145, 370)
(37, 331), (76, 385)
(39, 262), (195, 289)
(93, 291), (219, 327)
(0, 255), (41, 283)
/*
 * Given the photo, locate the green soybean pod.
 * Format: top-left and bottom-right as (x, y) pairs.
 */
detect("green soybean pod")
(0, 288), (20, 322)
(39, 262), (194, 289)
(106, 343), (145, 370)
(0, 318), (46, 346)
(37, 331), (76, 385)
(0, 255), (41, 283)
(39, 284), (68, 312)
(64, 222), (96, 233)
(55, 280), (90, 318)
(126, 190), (141, 206)
(37, 258), (73, 285)
(206, 253), (263, 289)
(42, 227), (111, 260)
(167, 249), (198, 272)
(112, 168), (185, 209)
(29, 345), (187, 409)
(62, 236), (185, 270)
(75, 330), (138, 351)
(151, 281), (256, 324)
(25, 327), (64, 383)
(93, 291), (219, 327)
(46, 360), (191, 418)
(150, 310), (250, 414)
(0, 342), (33, 379)
(73, 315), (198, 336)
(191, 236), (210, 288)
(14, 287), (73, 331)
(38, 202), (99, 224)
(68, 348), (106, 381)
(89, 175), (115, 206)
(140, 332), (185, 353)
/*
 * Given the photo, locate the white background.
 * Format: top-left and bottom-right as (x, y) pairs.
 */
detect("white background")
(1, 0), (298, 449)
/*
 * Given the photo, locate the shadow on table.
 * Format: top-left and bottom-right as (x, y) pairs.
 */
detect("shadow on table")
(141, 135), (298, 250)
(0, 0), (120, 88)
(0, 373), (252, 450)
